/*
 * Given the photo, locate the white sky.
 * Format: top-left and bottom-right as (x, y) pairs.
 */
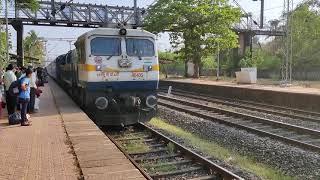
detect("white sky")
(4, 0), (304, 61)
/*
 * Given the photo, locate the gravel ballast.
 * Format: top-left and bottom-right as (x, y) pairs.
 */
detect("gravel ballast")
(171, 94), (320, 131)
(157, 106), (320, 179)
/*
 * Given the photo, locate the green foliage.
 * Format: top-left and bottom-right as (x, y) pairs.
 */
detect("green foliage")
(159, 51), (185, 78)
(15, 0), (39, 11)
(0, 0), (39, 68)
(145, 0), (241, 77)
(23, 30), (45, 64)
(166, 142), (175, 154)
(263, 1), (320, 72)
(239, 49), (263, 68)
(158, 51), (181, 62)
(0, 31), (11, 68)
(202, 56), (217, 70)
(258, 53), (281, 71)
(289, 3), (320, 69)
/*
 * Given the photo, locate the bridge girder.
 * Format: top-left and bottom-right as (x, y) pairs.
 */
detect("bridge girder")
(0, 1), (285, 66)
(6, 1), (146, 28)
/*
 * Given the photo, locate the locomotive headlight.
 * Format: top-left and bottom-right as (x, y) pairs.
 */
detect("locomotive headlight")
(146, 95), (157, 108)
(119, 28), (127, 36)
(96, 65), (102, 71)
(143, 65), (153, 72)
(95, 97), (108, 110)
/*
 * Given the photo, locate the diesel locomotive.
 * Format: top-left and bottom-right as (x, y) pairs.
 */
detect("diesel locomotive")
(47, 28), (159, 126)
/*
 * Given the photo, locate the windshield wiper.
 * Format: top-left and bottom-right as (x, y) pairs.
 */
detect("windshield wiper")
(107, 55), (113, 60)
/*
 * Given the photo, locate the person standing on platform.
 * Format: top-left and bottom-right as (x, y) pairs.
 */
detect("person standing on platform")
(37, 67), (44, 86)
(17, 67), (26, 111)
(15, 67), (22, 79)
(28, 68), (37, 113)
(3, 64), (17, 115)
(19, 68), (32, 126)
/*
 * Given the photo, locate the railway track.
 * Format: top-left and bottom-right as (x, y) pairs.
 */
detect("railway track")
(105, 123), (243, 180)
(158, 94), (320, 153)
(159, 88), (320, 123)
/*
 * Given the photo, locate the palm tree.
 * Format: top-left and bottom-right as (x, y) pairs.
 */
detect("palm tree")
(23, 30), (45, 65)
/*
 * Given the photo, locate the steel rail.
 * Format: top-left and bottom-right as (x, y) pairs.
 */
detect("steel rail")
(159, 90), (320, 124)
(159, 95), (320, 137)
(105, 133), (153, 180)
(159, 88), (320, 118)
(158, 96), (320, 153)
(105, 124), (244, 180)
(139, 123), (243, 180)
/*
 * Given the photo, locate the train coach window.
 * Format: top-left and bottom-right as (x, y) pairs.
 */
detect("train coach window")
(126, 39), (155, 57)
(91, 37), (121, 56)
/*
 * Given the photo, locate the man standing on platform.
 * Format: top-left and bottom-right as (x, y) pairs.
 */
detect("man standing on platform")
(3, 64), (17, 115)
(19, 68), (32, 126)
(28, 68), (37, 113)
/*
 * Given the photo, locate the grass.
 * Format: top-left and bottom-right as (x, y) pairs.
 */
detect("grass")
(148, 118), (296, 180)
(166, 142), (175, 155)
(142, 161), (177, 174)
(118, 132), (150, 154)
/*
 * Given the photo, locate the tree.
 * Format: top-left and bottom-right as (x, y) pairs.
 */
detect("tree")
(0, 30), (11, 68)
(239, 49), (263, 68)
(0, 0), (39, 67)
(289, 3), (320, 69)
(144, 0), (241, 78)
(159, 51), (183, 78)
(23, 30), (45, 64)
(263, 1), (320, 72)
(15, 0), (39, 11)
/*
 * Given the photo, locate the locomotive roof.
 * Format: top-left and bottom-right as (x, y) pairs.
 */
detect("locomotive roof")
(78, 28), (156, 40)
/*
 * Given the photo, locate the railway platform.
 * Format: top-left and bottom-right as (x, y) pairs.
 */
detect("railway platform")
(0, 79), (146, 180)
(160, 78), (320, 112)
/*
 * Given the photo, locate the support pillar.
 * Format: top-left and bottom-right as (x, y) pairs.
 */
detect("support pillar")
(238, 32), (246, 56)
(237, 32), (252, 57)
(12, 21), (24, 67)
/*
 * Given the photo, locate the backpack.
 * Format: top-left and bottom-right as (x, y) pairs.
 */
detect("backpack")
(8, 112), (21, 125)
(8, 78), (24, 97)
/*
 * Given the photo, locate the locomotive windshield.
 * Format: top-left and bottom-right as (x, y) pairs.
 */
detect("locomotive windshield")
(126, 39), (155, 57)
(91, 37), (121, 56)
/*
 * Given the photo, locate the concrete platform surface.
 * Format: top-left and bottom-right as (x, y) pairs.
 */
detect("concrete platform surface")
(49, 79), (146, 180)
(0, 79), (147, 180)
(161, 79), (320, 112)
(165, 78), (320, 95)
(0, 84), (80, 180)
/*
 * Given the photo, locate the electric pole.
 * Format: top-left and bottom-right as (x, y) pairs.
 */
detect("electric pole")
(67, 40), (73, 51)
(5, 0), (9, 63)
(285, 0), (289, 83)
(51, 0), (56, 17)
(216, 41), (220, 81)
(260, 0), (264, 28)
(282, 0), (294, 85)
(252, 0), (264, 29)
(134, 0), (139, 27)
(290, 0), (294, 83)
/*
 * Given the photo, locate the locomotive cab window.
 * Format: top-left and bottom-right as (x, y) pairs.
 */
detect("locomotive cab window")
(91, 37), (121, 56)
(126, 39), (155, 57)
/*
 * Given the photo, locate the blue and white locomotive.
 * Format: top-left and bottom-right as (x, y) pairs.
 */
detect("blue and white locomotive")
(47, 28), (159, 126)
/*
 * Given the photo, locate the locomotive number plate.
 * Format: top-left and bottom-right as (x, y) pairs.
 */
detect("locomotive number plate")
(97, 72), (119, 77)
(105, 72), (119, 77)
(132, 72), (144, 78)
(97, 72), (119, 81)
